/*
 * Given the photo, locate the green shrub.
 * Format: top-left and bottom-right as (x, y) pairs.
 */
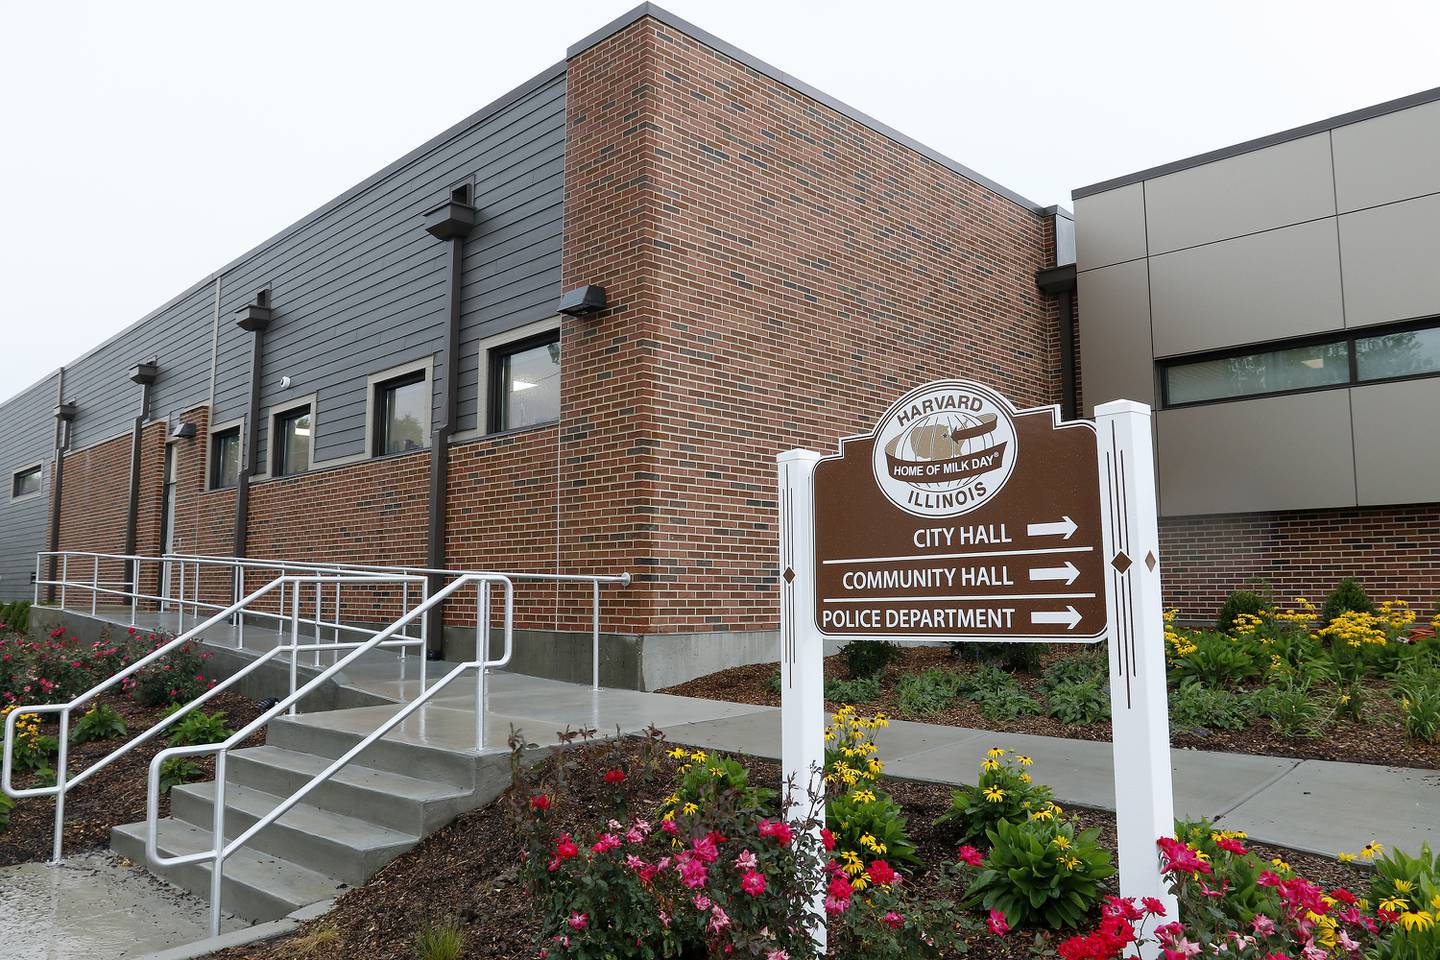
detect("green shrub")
(953, 641), (1048, 674)
(1216, 590), (1271, 633)
(965, 816), (1115, 929)
(825, 675), (882, 705)
(840, 639), (902, 679)
(129, 641), (216, 707)
(936, 748), (1055, 847)
(167, 710), (231, 748)
(1038, 650), (1107, 691)
(670, 753), (774, 819)
(1250, 682), (1322, 737)
(1169, 631), (1260, 686)
(413, 919), (464, 960)
(975, 686), (1042, 722)
(72, 701), (127, 744)
(1169, 679), (1254, 733)
(0, 600), (31, 633)
(1369, 843), (1440, 960)
(1045, 678), (1109, 725)
(765, 668), (782, 696)
(0, 791), (12, 832)
(1322, 577), (1375, 625)
(827, 787), (919, 866)
(894, 668), (961, 718)
(1395, 670), (1440, 744)
(158, 756), (202, 793)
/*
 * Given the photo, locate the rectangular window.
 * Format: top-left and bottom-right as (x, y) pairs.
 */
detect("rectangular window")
(374, 373), (429, 455)
(210, 428), (240, 489)
(1355, 326), (1440, 382)
(12, 465), (41, 499)
(1165, 341), (1350, 405)
(273, 407), (312, 476)
(489, 333), (560, 432)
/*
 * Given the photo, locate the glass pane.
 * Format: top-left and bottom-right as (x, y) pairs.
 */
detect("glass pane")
(381, 378), (428, 454)
(1355, 326), (1440, 381)
(280, 411), (311, 474)
(1166, 340), (1350, 405)
(215, 433), (240, 488)
(13, 469), (39, 497)
(499, 339), (560, 430)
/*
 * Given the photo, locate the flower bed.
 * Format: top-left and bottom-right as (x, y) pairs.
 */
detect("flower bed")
(663, 581), (1440, 771)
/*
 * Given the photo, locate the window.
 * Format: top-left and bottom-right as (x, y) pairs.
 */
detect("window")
(273, 406), (312, 476)
(374, 372), (429, 455)
(489, 332), (560, 432)
(1161, 318), (1440, 407)
(210, 428), (240, 489)
(12, 465), (41, 500)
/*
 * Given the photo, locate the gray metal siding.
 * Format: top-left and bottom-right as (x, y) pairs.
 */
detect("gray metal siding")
(0, 373), (58, 599)
(0, 67), (566, 574)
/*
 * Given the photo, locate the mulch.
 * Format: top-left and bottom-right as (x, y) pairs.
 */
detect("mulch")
(658, 645), (1440, 770)
(0, 692), (263, 866)
(202, 735), (1371, 960)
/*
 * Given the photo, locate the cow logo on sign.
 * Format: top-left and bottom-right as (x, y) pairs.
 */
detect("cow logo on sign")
(870, 380), (1018, 517)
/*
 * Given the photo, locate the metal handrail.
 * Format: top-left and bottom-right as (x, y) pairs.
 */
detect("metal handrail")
(2, 569), (425, 861)
(146, 572), (513, 935)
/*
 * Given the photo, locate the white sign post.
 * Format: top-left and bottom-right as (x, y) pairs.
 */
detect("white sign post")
(778, 388), (1176, 952)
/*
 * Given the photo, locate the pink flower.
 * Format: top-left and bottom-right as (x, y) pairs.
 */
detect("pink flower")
(692, 894), (711, 911)
(882, 911), (903, 929)
(741, 870), (766, 896)
(591, 833), (621, 853)
(707, 905), (730, 933)
(766, 951), (789, 960)
(757, 818), (793, 847)
(679, 858), (708, 889)
(734, 849), (758, 871)
(657, 910), (670, 929)
(661, 819), (678, 835)
(568, 912), (587, 930)
(1252, 914), (1276, 936)
(987, 909), (1009, 936)
(956, 844), (984, 867)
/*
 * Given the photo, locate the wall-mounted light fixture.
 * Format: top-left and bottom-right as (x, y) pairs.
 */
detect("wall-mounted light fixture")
(169, 421), (197, 442)
(556, 284), (607, 317)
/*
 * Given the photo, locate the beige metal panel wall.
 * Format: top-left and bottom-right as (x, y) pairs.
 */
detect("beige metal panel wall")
(1339, 192), (1440, 328)
(1074, 183), (1147, 271)
(1351, 378), (1440, 505)
(1149, 218), (1345, 357)
(1142, 134), (1336, 255)
(1075, 259), (1155, 415)
(1332, 99), (1440, 213)
(1155, 390), (1357, 515)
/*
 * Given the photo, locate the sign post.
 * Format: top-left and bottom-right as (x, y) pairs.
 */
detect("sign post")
(778, 381), (1175, 949)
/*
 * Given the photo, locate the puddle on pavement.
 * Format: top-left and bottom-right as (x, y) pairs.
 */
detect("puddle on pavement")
(0, 851), (245, 959)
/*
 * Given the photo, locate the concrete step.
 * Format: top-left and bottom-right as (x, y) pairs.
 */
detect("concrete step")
(169, 780), (418, 886)
(225, 745), (473, 835)
(266, 710), (483, 788)
(112, 819), (345, 923)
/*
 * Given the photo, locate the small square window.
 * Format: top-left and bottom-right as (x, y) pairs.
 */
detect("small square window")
(489, 333), (560, 432)
(210, 428), (241, 489)
(12, 466), (41, 499)
(273, 407), (312, 476)
(374, 373), (429, 455)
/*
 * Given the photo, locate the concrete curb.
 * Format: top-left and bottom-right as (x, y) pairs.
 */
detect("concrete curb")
(134, 899), (334, 960)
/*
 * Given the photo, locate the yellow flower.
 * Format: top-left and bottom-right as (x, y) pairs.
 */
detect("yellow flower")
(1337, 851), (1355, 863)
(1360, 841), (1385, 860)
(1058, 854), (1080, 870)
(667, 747), (689, 759)
(983, 786), (1006, 803)
(1398, 910), (1435, 932)
(1018, 773), (1032, 783)
(682, 802), (699, 815)
(981, 759), (999, 772)
(1030, 807), (1054, 822)
(1017, 755), (1033, 766)
(1379, 896), (1408, 913)
(1051, 834), (1072, 850)
(986, 747), (1006, 759)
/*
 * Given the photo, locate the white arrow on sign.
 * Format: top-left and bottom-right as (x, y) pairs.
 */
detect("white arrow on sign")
(1030, 606), (1082, 629)
(1027, 516), (1077, 540)
(1028, 561), (1080, 585)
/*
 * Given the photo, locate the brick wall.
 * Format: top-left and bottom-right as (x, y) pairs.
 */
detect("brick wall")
(563, 17), (1062, 636)
(1160, 505), (1440, 621)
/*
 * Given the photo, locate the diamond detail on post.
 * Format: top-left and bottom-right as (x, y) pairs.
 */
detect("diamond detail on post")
(1110, 552), (1132, 573)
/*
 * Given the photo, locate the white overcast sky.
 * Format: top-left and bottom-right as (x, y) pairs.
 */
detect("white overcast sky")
(2, 0), (1437, 403)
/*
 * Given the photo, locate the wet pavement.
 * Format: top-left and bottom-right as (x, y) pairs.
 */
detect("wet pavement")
(0, 852), (243, 960)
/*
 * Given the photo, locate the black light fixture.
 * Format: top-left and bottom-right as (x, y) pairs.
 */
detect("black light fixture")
(236, 289), (273, 332)
(556, 284), (607, 317)
(169, 421), (197, 441)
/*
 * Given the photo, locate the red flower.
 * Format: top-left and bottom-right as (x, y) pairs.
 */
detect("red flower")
(757, 818), (793, 847)
(827, 874), (853, 902)
(956, 844), (984, 867)
(867, 859), (897, 886)
(986, 909), (1009, 936)
(603, 768), (626, 785)
(740, 870), (766, 896)
(1215, 837), (1249, 856)
(820, 828), (835, 851)
(530, 794), (551, 812)
(882, 911), (903, 929)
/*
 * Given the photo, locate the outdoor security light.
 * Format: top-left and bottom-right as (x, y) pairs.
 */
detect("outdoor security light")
(556, 284), (607, 317)
(169, 421), (197, 441)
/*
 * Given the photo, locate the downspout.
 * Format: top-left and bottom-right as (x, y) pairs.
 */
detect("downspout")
(1037, 206), (1079, 419)
(1058, 286), (1077, 420)
(421, 183), (478, 659)
(233, 290), (273, 557)
(124, 360), (161, 581)
(46, 373), (75, 603)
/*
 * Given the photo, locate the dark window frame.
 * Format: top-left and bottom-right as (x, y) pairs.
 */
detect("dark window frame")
(487, 330), (561, 434)
(1159, 316), (1440, 409)
(209, 427), (241, 490)
(11, 465), (42, 500)
(271, 404), (313, 477)
(371, 370), (430, 457)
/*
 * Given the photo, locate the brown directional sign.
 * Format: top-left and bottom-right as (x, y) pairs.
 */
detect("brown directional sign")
(812, 379), (1106, 642)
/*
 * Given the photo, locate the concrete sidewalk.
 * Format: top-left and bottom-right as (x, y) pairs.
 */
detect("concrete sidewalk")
(661, 706), (1440, 861)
